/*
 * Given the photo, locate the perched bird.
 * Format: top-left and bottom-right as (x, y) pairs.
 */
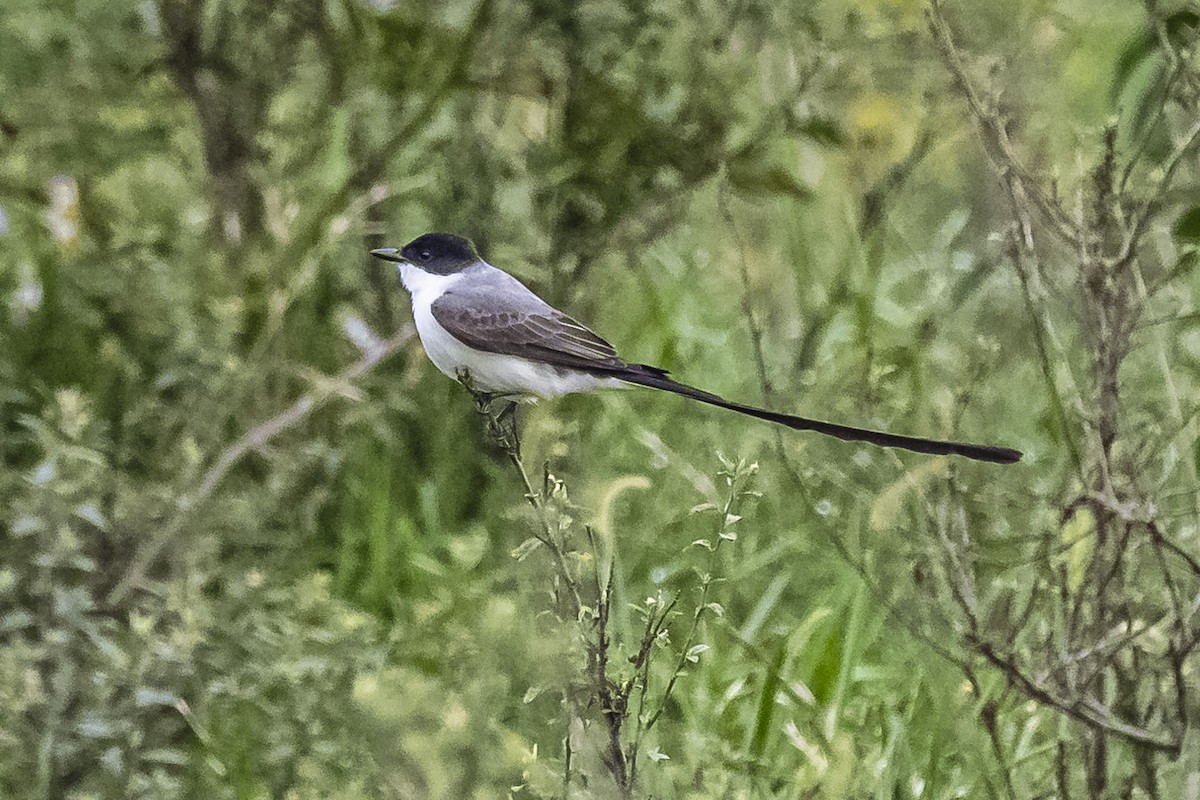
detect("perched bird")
(371, 233), (1021, 464)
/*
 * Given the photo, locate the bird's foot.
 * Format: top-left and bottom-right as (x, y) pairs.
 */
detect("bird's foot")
(456, 368), (522, 456)
(491, 399), (521, 456)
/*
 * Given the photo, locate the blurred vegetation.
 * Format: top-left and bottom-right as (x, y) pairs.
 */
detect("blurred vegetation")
(3, 0), (1200, 797)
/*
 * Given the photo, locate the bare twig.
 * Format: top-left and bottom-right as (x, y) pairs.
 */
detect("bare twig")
(964, 666), (1019, 800)
(718, 176), (775, 405)
(593, 568), (630, 795)
(927, 0), (1085, 248)
(107, 326), (415, 605)
(1148, 520), (1200, 579)
(1111, 115), (1200, 268)
(1118, 58), (1188, 196)
(975, 640), (1180, 754)
(1005, 209), (1087, 477)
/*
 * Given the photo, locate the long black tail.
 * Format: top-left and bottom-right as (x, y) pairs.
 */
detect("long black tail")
(616, 369), (1021, 465)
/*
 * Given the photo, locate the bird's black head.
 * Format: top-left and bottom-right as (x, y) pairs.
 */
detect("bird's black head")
(370, 232), (480, 275)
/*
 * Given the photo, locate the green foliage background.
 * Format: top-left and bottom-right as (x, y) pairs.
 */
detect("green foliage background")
(2, 0), (1199, 797)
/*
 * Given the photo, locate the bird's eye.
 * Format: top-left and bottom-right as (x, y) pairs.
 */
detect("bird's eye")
(420, 251), (432, 262)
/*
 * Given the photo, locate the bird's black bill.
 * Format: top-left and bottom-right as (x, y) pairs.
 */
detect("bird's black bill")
(370, 248), (405, 263)
(617, 370), (1022, 465)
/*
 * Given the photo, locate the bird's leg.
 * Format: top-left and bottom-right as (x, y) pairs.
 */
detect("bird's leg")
(480, 398), (521, 456)
(456, 368), (522, 455)
(494, 399), (521, 456)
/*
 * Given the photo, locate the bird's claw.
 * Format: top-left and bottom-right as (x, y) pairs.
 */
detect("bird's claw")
(456, 368), (521, 455)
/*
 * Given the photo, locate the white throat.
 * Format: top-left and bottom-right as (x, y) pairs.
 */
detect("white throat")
(397, 263), (463, 302)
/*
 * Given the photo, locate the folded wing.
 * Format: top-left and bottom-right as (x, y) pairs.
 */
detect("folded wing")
(431, 279), (652, 373)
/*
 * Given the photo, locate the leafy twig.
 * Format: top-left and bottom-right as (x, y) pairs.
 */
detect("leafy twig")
(459, 370), (644, 794)
(458, 371), (585, 618)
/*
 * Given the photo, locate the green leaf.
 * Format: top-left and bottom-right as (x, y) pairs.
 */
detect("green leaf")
(1111, 13), (1197, 102)
(749, 637), (787, 759)
(1061, 507), (1095, 594)
(510, 537), (543, 561)
(1174, 206), (1200, 244)
(1111, 28), (1157, 104)
(728, 164), (814, 200)
(143, 748), (189, 766)
(792, 114), (846, 147)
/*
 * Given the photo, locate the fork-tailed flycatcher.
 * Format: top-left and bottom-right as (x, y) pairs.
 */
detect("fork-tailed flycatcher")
(370, 233), (1021, 464)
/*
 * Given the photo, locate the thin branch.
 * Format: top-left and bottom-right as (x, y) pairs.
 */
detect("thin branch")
(718, 175), (775, 405)
(627, 594), (677, 789)
(1148, 519), (1200, 580)
(1111, 115), (1200, 268)
(964, 666), (1019, 800)
(1130, 258), (1200, 525)
(107, 326), (415, 605)
(1118, 58), (1188, 196)
(1005, 210), (1087, 478)
(927, 0), (1084, 249)
(975, 640), (1180, 755)
(593, 567), (630, 794)
(1148, 529), (1191, 733)
(644, 581), (709, 733)
(1074, 490), (1200, 578)
(462, 376), (642, 793)
(1036, 616), (1152, 688)
(464, 383), (586, 619)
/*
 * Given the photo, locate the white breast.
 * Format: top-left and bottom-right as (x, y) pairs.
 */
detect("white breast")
(398, 264), (624, 398)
